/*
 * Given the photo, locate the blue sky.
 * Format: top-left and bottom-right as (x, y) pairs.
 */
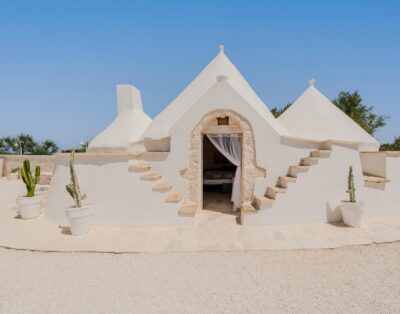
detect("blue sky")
(0, 0), (399, 149)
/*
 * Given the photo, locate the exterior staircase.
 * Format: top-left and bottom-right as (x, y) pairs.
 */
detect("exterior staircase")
(240, 149), (332, 224)
(128, 157), (195, 216)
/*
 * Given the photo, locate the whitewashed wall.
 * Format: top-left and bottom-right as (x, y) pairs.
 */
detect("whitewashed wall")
(44, 81), (400, 227)
(44, 153), (194, 227)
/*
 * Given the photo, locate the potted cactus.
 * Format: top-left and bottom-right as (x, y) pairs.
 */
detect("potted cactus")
(16, 160), (42, 219)
(65, 151), (94, 235)
(8, 167), (19, 181)
(341, 166), (364, 227)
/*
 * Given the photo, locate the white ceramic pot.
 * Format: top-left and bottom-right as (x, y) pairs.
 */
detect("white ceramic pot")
(17, 195), (42, 219)
(8, 173), (18, 181)
(66, 205), (95, 235)
(341, 201), (364, 228)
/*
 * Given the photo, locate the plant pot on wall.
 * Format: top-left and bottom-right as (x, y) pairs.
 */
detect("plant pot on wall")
(17, 195), (42, 219)
(341, 201), (364, 228)
(66, 205), (95, 235)
(16, 160), (41, 219)
(65, 151), (95, 236)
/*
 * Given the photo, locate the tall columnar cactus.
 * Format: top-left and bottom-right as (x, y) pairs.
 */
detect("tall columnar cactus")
(66, 151), (86, 208)
(20, 160), (41, 197)
(347, 166), (356, 203)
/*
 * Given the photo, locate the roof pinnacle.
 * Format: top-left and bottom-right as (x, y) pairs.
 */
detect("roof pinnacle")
(219, 45), (225, 53)
(309, 79), (316, 86)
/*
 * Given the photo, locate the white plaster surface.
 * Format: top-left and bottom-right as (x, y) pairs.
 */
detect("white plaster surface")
(2, 178), (400, 253)
(278, 83), (380, 151)
(141, 46), (284, 141)
(88, 84), (152, 152)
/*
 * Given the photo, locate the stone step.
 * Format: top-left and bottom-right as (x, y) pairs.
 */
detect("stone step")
(266, 186), (287, 200)
(152, 182), (172, 192)
(128, 162), (151, 172)
(140, 172), (162, 181)
(165, 192), (183, 203)
(364, 175), (390, 184)
(178, 201), (197, 216)
(239, 202), (257, 225)
(288, 165), (310, 178)
(278, 176), (296, 188)
(310, 150), (331, 158)
(300, 157), (319, 166)
(252, 194), (274, 210)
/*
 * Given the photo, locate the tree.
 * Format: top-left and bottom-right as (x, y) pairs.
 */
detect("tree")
(34, 140), (59, 155)
(332, 91), (387, 136)
(0, 134), (59, 155)
(16, 134), (37, 154)
(2, 136), (18, 154)
(270, 103), (292, 118)
(380, 136), (400, 151)
(0, 137), (6, 153)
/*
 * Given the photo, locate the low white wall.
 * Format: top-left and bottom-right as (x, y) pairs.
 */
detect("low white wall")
(245, 144), (364, 225)
(0, 155), (54, 176)
(45, 153), (193, 227)
(362, 154), (400, 217)
(360, 152), (387, 177)
(245, 145), (400, 225)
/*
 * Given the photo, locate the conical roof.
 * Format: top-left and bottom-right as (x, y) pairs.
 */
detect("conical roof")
(141, 46), (284, 140)
(88, 85), (152, 152)
(278, 81), (380, 151)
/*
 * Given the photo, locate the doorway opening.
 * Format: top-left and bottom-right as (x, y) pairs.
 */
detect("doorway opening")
(202, 135), (240, 215)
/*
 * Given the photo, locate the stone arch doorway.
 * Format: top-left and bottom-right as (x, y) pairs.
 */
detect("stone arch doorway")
(202, 127), (242, 214)
(181, 110), (265, 216)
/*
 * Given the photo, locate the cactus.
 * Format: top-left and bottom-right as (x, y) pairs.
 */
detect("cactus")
(20, 160), (40, 197)
(66, 151), (86, 208)
(11, 167), (19, 174)
(346, 166), (356, 203)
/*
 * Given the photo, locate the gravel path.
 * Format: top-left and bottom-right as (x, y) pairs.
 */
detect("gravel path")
(1, 243), (400, 313)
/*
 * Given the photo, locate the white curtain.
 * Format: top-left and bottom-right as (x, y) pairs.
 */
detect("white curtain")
(207, 134), (241, 210)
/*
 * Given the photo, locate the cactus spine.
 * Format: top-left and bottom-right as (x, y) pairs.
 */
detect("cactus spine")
(66, 151), (86, 208)
(347, 166), (356, 203)
(20, 160), (41, 197)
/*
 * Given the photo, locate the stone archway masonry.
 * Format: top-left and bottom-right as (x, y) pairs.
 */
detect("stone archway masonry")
(180, 110), (265, 214)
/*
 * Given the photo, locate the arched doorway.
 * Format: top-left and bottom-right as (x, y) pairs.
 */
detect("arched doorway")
(202, 131), (242, 215)
(181, 110), (265, 217)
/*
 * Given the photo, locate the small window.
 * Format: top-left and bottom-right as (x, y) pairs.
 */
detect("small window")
(217, 117), (229, 125)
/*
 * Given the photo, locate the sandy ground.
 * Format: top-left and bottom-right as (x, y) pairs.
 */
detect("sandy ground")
(0, 243), (399, 314)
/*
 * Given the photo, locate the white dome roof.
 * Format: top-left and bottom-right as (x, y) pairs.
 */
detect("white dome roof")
(278, 82), (380, 151)
(141, 46), (284, 140)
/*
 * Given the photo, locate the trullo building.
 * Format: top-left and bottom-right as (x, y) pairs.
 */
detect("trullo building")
(45, 46), (400, 227)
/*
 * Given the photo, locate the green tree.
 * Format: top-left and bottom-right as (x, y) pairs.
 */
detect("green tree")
(332, 91), (387, 136)
(2, 136), (18, 154)
(0, 134), (59, 155)
(0, 137), (5, 153)
(270, 103), (292, 118)
(19, 134), (38, 154)
(34, 140), (59, 155)
(380, 136), (400, 151)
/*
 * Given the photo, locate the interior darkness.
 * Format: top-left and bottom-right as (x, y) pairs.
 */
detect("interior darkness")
(202, 136), (236, 212)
